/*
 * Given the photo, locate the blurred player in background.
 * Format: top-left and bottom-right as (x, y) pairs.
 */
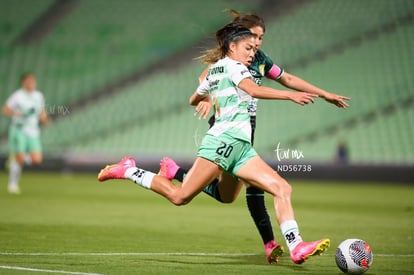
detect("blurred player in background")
(2, 73), (50, 194)
(159, 10), (349, 263)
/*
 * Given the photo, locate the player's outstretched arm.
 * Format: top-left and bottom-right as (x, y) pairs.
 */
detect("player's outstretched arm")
(277, 72), (350, 109)
(238, 78), (317, 106)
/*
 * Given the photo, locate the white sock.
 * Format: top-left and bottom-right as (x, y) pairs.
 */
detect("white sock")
(125, 167), (155, 189)
(9, 159), (22, 188)
(280, 220), (303, 251)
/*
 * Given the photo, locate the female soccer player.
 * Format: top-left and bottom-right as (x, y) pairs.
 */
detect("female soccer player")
(98, 23), (331, 264)
(2, 73), (50, 194)
(159, 10), (349, 263)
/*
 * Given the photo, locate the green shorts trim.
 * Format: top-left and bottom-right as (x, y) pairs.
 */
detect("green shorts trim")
(9, 127), (42, 154)
(197, 133), (257, 174)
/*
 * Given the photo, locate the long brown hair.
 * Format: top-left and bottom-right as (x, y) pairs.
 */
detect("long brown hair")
(199, 23), (254, 64)
(226, 9), (265, 33)
(199, 10), (265, 64)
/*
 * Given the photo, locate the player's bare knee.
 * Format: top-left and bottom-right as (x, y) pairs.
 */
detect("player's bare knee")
(30, 154), (42, 165)
(15, 155), (25, 165)
(171, 193), (192, 206)
(268, 178), (292, 200)
(171, 198), (191, 206)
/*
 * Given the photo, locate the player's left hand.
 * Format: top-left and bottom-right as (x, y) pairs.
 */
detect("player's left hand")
(194, 101), (212, 120)
(324, 93), (350, 109)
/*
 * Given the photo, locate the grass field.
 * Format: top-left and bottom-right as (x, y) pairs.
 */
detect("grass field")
(0, 171), (413, 274)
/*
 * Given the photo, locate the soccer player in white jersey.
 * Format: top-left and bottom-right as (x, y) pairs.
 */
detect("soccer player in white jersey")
(159, 10), (350, 264)
(98, 23), (333, 265)
(2, 73), (50, 194)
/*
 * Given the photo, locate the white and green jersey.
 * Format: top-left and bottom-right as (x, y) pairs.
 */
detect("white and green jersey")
(197, 57), (253, 143)
(6, 89), (45, 137)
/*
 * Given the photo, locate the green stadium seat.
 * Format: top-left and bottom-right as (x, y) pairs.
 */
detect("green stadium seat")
(1, 0), (413, 165)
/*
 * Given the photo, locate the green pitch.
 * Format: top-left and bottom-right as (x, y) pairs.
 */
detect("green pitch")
(0, 172), (413, 274)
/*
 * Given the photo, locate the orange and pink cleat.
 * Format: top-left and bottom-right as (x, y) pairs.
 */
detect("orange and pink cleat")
(290, 238), (330, 264)
(98, 156), (136, 182)
(159, 157), (180, 180)
(265, 240), (284, 264)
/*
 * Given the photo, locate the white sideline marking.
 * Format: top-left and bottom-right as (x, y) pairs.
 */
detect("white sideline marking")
(0, 265), (103, 275)
(0, 252), (413, 257)
(0, 252), (255, 257)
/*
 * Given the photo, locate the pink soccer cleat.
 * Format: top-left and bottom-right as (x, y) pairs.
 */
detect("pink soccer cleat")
(98, 156), (136, 182)
(264, 240), (284, 264)
(290, 238), (330, 264)
(159, 157), (180, 180)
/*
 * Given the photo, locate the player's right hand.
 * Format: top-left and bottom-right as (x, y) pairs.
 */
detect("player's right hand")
(194, 101), (212, 120)
(290, 92), (318, 106)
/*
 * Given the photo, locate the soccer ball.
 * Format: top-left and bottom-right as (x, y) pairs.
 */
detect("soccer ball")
(335, 239), (373, 274)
